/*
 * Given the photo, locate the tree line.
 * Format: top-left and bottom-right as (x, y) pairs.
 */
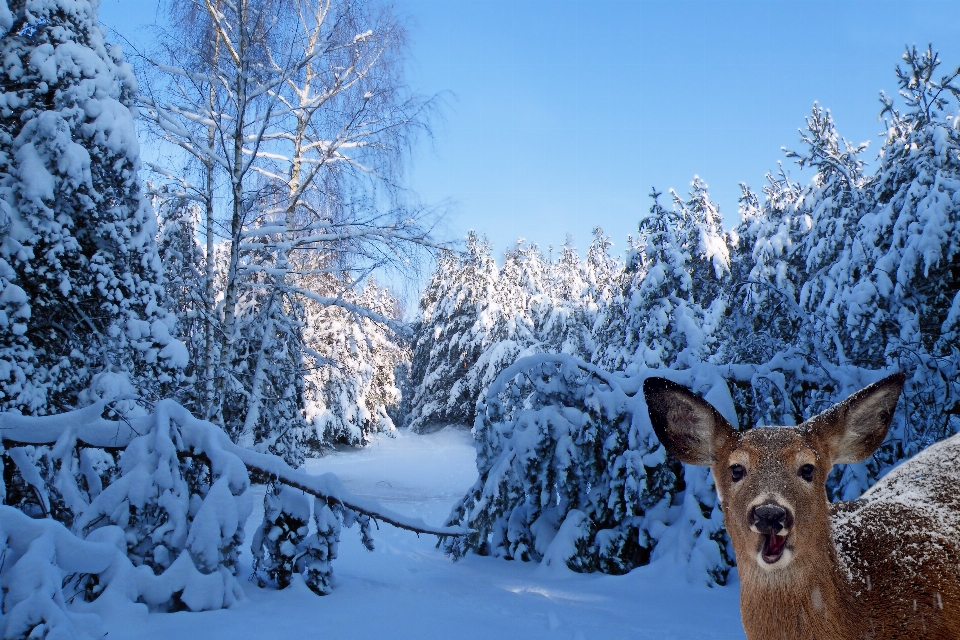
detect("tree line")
(416, 47), (960, 580)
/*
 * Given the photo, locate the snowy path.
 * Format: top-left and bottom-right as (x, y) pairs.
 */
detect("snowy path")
(103, 428), (745, 639)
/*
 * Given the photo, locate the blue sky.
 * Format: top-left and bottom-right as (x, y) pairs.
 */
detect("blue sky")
(101, 0), (960, 262)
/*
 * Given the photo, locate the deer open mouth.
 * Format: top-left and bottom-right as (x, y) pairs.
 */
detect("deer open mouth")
(761, 533), (788, 563)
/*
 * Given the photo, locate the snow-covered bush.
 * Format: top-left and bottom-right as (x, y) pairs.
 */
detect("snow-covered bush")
(0, 393), (463, 636)
(443, 355), (736, 584)
(73, 400), (253, 581)
(2, 400), (252, 609)
(251, 482), (377, 596)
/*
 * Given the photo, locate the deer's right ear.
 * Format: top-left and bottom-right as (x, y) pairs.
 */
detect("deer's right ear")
(643, 377), (736, 466)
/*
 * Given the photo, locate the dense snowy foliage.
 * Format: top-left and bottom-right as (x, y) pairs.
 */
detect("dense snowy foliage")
(423, 47), (960, 582)
(443, 356), (734, 584)
(303, 279), (405, 447)
(0, 0), (186, 415)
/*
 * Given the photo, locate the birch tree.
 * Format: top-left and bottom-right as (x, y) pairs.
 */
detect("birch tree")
(140, 0), (440, 451)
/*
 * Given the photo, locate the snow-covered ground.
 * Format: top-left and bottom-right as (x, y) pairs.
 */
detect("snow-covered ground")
(103, 428), (745, 639)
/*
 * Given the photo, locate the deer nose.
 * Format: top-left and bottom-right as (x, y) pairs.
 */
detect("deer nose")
(751, 503), (788, 535)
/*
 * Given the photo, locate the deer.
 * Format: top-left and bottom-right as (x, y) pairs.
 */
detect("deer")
(643, 373), (960, 640)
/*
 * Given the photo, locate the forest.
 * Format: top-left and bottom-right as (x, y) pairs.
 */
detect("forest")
(1, 0), (959, 638)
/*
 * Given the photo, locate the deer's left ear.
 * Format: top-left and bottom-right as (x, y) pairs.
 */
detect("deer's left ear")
(803, 373), (906, 464)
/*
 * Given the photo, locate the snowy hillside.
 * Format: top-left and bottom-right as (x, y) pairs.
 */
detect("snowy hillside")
(102, 429), (744, 640)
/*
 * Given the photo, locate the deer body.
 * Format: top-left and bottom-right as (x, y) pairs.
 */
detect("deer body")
(643, 374), (960, 640)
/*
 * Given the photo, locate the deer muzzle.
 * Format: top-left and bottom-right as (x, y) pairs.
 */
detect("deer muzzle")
(750, 502), (794, 565)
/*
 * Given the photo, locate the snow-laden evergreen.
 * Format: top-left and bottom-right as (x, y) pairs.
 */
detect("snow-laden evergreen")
(406, 232), (499, 432)
(443, 355), (735, 584)
(0, 0), (185, 415)
(155, 189), (206, 410)
(304, 279), (405, 447)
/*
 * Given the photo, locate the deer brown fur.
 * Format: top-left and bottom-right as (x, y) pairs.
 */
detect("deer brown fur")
(643, 373), (960, 640)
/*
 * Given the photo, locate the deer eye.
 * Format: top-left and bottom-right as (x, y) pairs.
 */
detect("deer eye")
(799, 464), (815, 482)
(730, 464), (745, 482)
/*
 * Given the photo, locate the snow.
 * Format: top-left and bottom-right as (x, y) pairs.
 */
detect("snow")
(99, 428), (745, 639)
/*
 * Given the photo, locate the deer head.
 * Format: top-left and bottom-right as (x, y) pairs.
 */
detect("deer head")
(643, 374), (904, 576)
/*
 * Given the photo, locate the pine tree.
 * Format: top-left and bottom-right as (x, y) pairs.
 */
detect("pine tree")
(855, 45), (960, 366)
(596, 191), (671, 373)
(220, 276), (308, 466)
(821, 46), (960, 498)
(583, 227), (619, 310)
(407, 232), (499, 432)
(671, 177), (730, 311)
(456, 240), (542, 415)
(0, 0), (185, 414)
(718, 181), (804, 429)
(541, 237), (591, 357)
(155, 189), (206, 411)
(304, 279), (405, 446)
(772, 103), (869, 381)
(598, 182), (728, 374)
(581, 227), (620, 366)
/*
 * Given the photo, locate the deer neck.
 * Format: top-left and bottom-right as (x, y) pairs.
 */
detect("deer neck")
(738, 530), (859, 640)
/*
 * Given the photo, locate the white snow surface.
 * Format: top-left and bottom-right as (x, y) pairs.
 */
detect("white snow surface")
(101, 427), (744, 639)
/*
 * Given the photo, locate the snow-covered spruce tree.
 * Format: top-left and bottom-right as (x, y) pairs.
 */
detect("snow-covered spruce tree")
(813, 45), (960, 498)
(304, 279), (405, 446)
(852, 45), (960, 368)
(405, 249), (457, 431)
(539, 237), (592, 358)
(671, 177), (730, 311)
(0, 0), (185, 414)
(583, 226), (620, 313)
(734, 165), (805, 319)
(655, 180), (733, 583)
(598, 182), (729, 374)
(581, 226), (620, 358)
(220, 279), (309, 467)
(72, 401), (253, 587)
(787, 103), (869, 327)
(452, 240), (543, 425)
(407, 232), (499, 432)
(502, 240), (549, 343)
(594, 194), (657, 372)
(155, 188), (207, 411)
(716, 180), (808, 431)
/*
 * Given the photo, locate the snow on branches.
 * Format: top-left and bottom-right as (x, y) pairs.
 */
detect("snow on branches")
(443, 355), (736, 584)
(0, 0), (186, 416)
(422, 46), (960, 583)
(0, 397), (465, 637)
